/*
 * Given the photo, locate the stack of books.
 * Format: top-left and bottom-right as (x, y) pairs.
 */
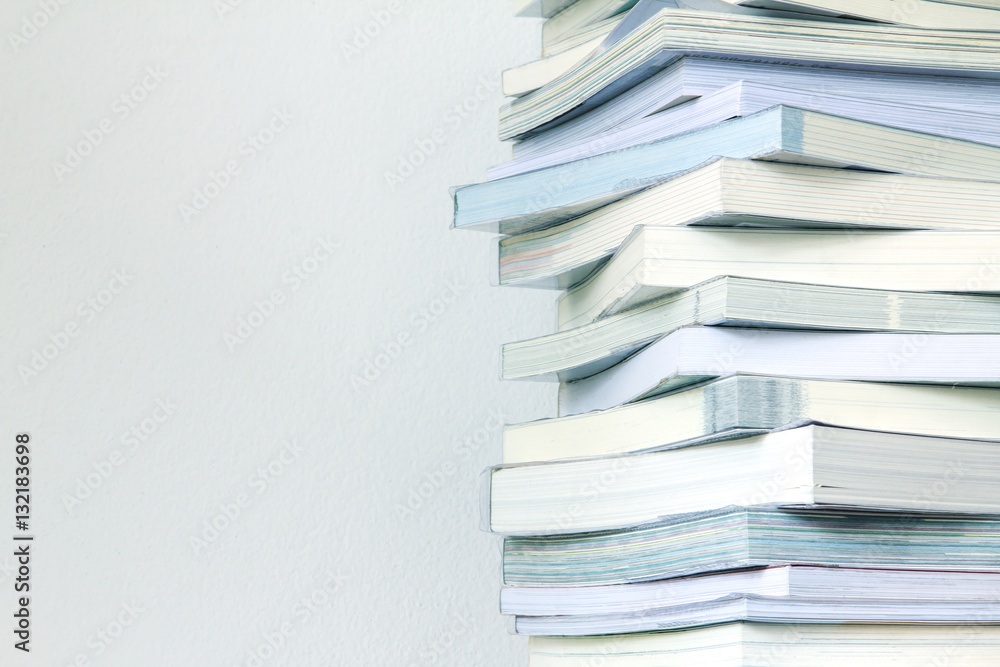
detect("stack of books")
(453, 0), (1000, 663)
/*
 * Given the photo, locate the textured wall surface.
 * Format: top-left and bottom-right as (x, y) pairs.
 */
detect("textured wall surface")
(0, 2), (553, 664)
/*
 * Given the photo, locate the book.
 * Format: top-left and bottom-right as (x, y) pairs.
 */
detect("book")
(501, 10), (1000, 140)
(504, 375), (1000, 463)
(558, 328), (1000, 415)
(606, 0), (871, 42)
(718, 0), (1000, 29)
(491, 80), (1000, 179)
(487, 424), (1000, 535)
(505, 278), (1000, 382)
(503, 37), (606, 98)
(502, 507), (1000, 586)
(529, 623), (1000, 665)
(499, 160), (1000, 288)
(516, 595), (1000, 635)
(511, 56), (1000, 164)
(474, 2), (1000, 662)
(557, 227), (1000, 330)
(455, 106), (1000, 233)
(542, 0), (636, 53)
(503, 565), (1000, 616)
(504, 0), (861, 96)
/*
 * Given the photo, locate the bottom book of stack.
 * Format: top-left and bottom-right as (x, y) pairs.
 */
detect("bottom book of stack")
(529, 623), (1000, 666)
(493, 420), (1000, 665)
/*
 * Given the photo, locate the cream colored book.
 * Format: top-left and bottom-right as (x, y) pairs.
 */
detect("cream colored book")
(503, 37), (605, 98)
(558, 227), (1000, 330)
(500, 159), (1000, 288)
(488, 424), (1000, 535)
(504, 375), (1000, 463)
(529, 624), (1000, 666)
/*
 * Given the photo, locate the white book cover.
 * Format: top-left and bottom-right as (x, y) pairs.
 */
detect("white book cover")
(488, 424), (1000, 535)
(558, 327), (1000, 415)
(558, 227), (1000, 330)
(505, 375), (1000, 463)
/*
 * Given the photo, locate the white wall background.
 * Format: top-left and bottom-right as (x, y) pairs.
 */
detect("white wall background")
(0, 2), (555, 664)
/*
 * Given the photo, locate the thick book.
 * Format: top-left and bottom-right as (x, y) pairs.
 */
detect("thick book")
(512, 56), (1000, 165)
(503, 277), (1000, 382)
(487, 424), (1000, 535)
(557, 227), (1000, 330)
(491, 81), (1000, 179)
(504, 0), (862, 96)
(534, 0), (834, 62)
(502, 507), (1000, 586)
(503, 565), (1000, 616)
(501, 10), (1000, 140)
(504, 375), (1000, 463)
(503, 37), (607, 98)
(558, 328), (1000, 415)
(499, 160), (1000, 288)
(455, 106), (1000, 233)
(529, 624), (1000, 665)
(517, 595), (1000, 635)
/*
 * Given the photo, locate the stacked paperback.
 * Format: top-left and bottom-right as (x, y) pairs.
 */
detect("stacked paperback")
(452, 0), (1000, 663)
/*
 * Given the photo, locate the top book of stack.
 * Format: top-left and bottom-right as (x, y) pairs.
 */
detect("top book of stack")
(499, 9), (1000, 141)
